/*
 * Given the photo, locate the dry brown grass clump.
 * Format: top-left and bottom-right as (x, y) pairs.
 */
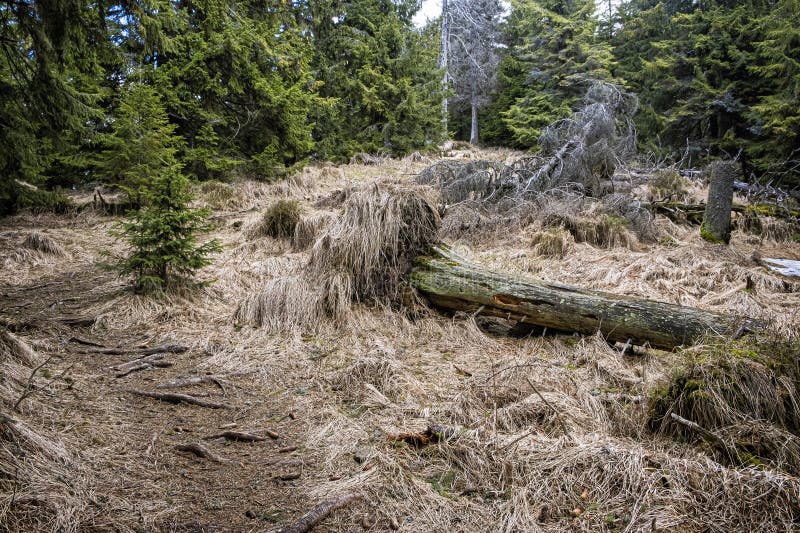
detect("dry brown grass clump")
(236, 182), (440, 332)
(545, 212), (636, 249)
(256, 199), (302, 239)
(292, 211), (337, 251)
(646, 169), (691, 203)
(649, 334), (800, 473)
(23, 231), (65, 255)
(530, 228), (574, 258)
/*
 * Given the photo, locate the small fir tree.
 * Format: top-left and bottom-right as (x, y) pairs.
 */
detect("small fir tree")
(114, 170), (221, 293)
(106, 84), (220, 293)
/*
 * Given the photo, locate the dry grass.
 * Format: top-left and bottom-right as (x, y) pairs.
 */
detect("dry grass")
(530, 228), (573, 258)
(648, 334), (800, 473)
(292, 211), (337, 251)
(255, 199), (302, 239)
(0, 331), (126, 532)
(23, 231), (65, 255)
(3, 149), (800, 531)
(194, 180), (245, 210)
(236, 181), (439, 332)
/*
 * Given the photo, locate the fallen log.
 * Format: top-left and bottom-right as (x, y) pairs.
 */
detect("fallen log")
(409, 245), (765, 350)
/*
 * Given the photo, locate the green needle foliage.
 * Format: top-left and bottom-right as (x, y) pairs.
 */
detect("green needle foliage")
(114, 170), (221, 294)
(107, 84), (220, 293)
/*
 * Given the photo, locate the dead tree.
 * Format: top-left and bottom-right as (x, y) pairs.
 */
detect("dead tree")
(702, 161), (736, 244)
(410, 245), (765, 350)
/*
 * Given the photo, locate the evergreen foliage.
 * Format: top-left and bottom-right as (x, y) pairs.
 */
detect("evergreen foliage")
(107, 84), (220, 292)
(113, 169), (221, 293)
(1, 0), (799, 206)
(98, 84), (183, 200)
(309, 0), (444, 160)
(496, 0), (615, 148)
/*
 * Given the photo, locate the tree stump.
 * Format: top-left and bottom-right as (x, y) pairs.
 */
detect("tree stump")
(701, 161), (736, 244)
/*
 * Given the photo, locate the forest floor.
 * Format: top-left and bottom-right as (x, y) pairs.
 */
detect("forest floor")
(2, 148), (799, 532)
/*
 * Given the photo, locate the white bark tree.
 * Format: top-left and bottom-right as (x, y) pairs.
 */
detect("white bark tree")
(441, 0), (502, 145)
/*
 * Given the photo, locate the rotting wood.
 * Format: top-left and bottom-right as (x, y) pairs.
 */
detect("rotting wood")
(175, 442), (228, 463)
(203, 431), (268, 442)
(409, 245), (766, 350)
(278, 493), (363, 533)
(128, 389), (229, 409)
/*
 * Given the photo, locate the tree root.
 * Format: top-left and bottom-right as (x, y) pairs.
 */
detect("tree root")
(155, 374), (227, 391)
(175, 442), (228, 463)
(114, 354), (173, 377)
(128, 389), (230, 409)
(81, 343), (189, 356)
(278, 493), (363, 533)
(203, 431), (269, 442)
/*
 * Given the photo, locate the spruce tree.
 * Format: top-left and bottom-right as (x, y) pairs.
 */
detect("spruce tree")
(499, 0), (615, 148)
(98, 84), (183, 199)
(106, 84), (220, 293)
(309, 0), (443, 160)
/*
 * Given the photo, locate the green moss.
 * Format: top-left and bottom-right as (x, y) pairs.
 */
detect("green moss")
(700, 221), (725, 244)
(648, 334), (800, 470)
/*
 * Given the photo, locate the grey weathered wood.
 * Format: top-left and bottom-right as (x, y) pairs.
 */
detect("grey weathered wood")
(409, 245), (765, 350)
(702, 161), (736, 244)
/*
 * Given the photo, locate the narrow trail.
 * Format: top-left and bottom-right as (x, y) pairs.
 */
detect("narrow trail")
(1, 268), (319, 531)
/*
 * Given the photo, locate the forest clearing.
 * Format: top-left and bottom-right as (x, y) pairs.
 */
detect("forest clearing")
(3, 0), (800, 531)
(2, 146), (800, 531)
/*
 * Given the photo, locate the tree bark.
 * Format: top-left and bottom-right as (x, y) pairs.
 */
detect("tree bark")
(470, 101), (479, 145)
(439, 0), (449, 130)
(702, 161), (736, 244)
(409, 245), (765, 350)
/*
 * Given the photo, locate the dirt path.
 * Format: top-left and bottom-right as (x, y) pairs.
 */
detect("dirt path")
(1, 268), (318, 531)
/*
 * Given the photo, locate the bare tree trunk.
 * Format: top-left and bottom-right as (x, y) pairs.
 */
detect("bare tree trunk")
(470, 101), (479, 145)
(702, 161), (736, 244)
(439, 0), (449, 131)
(410, 245), (764, 350)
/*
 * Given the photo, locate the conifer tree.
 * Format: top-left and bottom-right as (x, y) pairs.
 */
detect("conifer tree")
(107, 84), (220, 293)
(499, 0), (614, 148)
(98, 84), (183, 199)
(309, 0), (443, 160)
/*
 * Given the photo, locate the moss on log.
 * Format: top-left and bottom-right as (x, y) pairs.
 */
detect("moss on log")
(409, 245), (765, 350)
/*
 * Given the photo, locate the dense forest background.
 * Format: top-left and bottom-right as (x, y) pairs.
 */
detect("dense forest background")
(2, 0), (799, 215)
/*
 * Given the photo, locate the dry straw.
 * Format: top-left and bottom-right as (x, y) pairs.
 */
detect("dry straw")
(236, 181), (439, 332)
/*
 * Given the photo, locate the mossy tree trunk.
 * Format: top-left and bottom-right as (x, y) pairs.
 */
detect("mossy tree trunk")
(410, 245), (764, 350)
(701, 161), (736, 244)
